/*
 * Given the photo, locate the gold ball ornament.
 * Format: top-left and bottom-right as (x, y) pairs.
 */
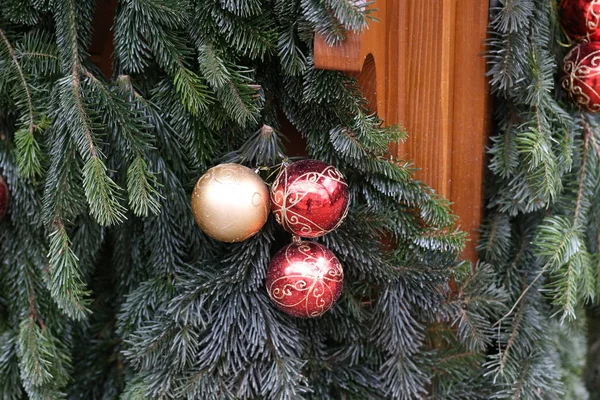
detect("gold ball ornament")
(191, 164), (270, 242)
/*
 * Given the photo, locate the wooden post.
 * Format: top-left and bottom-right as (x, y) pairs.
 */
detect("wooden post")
(314, 0), (490, 262)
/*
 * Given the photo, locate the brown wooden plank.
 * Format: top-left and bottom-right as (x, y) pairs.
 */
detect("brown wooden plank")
(449, 1), (490, 262)
(395, 0), (456, 198)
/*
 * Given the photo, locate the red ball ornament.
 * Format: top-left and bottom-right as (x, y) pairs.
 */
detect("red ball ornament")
(266, 241), (343, 318)
(560, 0), (600, 42)
(271, 159), (349, 238)
(562, 41), (600, 112)
(0, 175), (7, 221)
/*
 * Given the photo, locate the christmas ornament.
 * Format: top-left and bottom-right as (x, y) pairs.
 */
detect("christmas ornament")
(271, 159), (349, 238)
(191, 163), (270, 242)
(560, 0), (600, 42)
(266, 241), (343, 318)
(562, 41), (600, 112)
(0, 175), (7, 221)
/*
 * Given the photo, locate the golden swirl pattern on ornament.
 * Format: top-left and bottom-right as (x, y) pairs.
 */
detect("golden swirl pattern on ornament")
(587, 1), (600, 34)
(266, 243), (344, 317)
(563, 45), (600, 112)
(271, 165), (349, 237)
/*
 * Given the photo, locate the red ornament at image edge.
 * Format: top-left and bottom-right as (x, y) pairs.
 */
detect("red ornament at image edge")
(266, 241), (343, 318)
(0, 176), (7, 221)
(271, 159), (350, 238)
(560, 0), (600, 42)
(562, 41), (600, 112)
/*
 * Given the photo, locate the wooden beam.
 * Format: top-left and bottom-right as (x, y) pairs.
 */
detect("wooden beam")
(395, 0), (457, 198)
(449, 0), (490, 262)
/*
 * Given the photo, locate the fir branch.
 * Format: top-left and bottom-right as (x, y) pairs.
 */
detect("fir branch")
(127, 156), (162, 217)
(219, 0), (262, 17)
(2, 0), (41, 25)
(18, 317), (53, 387)
(56, 75), (128, 226)
(277, 22), (307, 76)
(83, 70), (152, 157)
(23, 259), (43, 331)
(16, 30), (61, 77)
(67, 74), (96, 158)
(511, 359), (531, 400)
(18, 50), (59, 63)
(488, 104), (519, 179)
(573, 124), (590, 227)
(589, 123), (600, 160)
(18, 315), (71, 396)
(202, 2), (276, 59)
(221, 124), (286, 166)
(14, 118), (49, 179)
(82, 157), (127, 226)
(46, 222), (91, 320)
(499, 301), (525, 376)
(516, 126), (560, 202)
(478, 213), (512, 264)
(42, 128), (86, 224)
(173, 67), (212, 116)
(54, 46), (128, 226)
(0, 29), (47, 179)
(214, 69), (259, 126)
(323, 0), (372, 32)
(197, 42), (231, 88)
(494, 264), (548, 329)
(551, 254), (583, 322)
(489, 0), (534, 33)
(0, 332), (23, 399)
(121, 377), (149, 400)
(83, 72), (163, 216)
(448, 263), (507, 353)
(54, 0), (92, 74)
(0, 29), (34, 136)
(301, 0), (348, 45)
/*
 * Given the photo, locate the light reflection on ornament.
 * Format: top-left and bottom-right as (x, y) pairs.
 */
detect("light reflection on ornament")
(266, 241), (343, 318)
(191, 163), (270, 242)
(271, 159), (350, 238)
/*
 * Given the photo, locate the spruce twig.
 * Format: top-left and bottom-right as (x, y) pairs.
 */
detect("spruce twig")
(573, 123), (590, 227)
(0, 29), (34, 135)
(493, 263), (549, 328)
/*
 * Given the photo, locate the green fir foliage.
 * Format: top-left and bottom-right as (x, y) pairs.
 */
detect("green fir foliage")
(0, 0), (508, 399)
(483, 0), (600, 397)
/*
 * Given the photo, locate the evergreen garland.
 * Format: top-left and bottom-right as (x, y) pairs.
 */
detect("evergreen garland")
(4, 0), (595, 399)
(483, 0), (596, 398)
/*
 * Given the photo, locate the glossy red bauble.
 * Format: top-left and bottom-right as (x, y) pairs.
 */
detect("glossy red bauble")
(266, 241), (343, 318)
(0, 175), (7, 221)
(562, 41), (600, 112)
(271, 160), (349, 238)
(560, 0), (600, 42)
